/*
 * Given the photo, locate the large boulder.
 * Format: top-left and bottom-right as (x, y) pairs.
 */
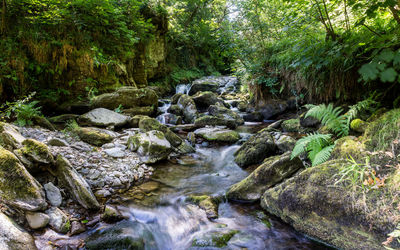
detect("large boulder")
(194, 127), (240, 143)
(138, 118), (187, 148)
(208, 105), (244, 128)
(192, 91), (225, 111)
(78, 108), (130, 128)
(227, 152), (303, 202)
(55, 155), (100, 210)
(177, 95), (198, 123)
(194, 115), (237, 129)
(91, 87), (158, 110)
(258, 100), (288, 120)
(234, 129), (277, 168)
(0, 122), (25, 150)
(74, 127), (113, 147)
(0, 212), (37, 250)
(127, 131), (172, 163)
(188, 81), (219, 96)
(0, 148), (47, 211)
(260, 159), (397, 250)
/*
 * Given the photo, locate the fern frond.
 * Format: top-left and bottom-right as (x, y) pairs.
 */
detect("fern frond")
(312, 144), (335, 166)
(305, 103), (349, 136)
(291, 133), (332, 160)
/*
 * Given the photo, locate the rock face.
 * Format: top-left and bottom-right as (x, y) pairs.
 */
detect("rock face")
(234, 129), (277, 168)
(194, 127), (240, 143)
(0, 148), (47, 211)
(78, 108), (130, 128)
(75, 127), (113, 146)
(127, 131), (172, 163)
(227, 152), (303, 202)
(0, 122), (25, 150)
(177, 95), (198, 123)
(192, 91), (225, 111)
(260, 160), (390, 250)
(55, 155), (100, 210)
(189, 81), (219, 96)
(258, 100), (288, 120)
(91, 87), (158, 110)
(0, 212), (37, 250)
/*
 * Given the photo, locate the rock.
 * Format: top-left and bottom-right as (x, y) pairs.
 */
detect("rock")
(55, 155), (100, 210)
(171, 93), (183, 104)
(237, 101), (248, 112)
(189, 81), (219, 96)
(157, 113), (182, 125)
(268, 120), (282, 129)
(275, 134), (296, 153)
(122, 106), (155, 117)
(32, 115), (56, 131)
(101, 205), (124, 223)
(300, 114), (320, 128)
(234, 129), (277, 168)
(350, 119), (368, 133)
(78, 108), (130, 128)
(17, 139), (54, 165)
(192, 230), (239, 248)
(48, 114), (78, 124)
(170, 124), (199, 133)
(85, 220), (156, 250)
(243, 112), (264, 122)
(187, 132), (196, 145)
(192, 91), (225, 111)
(208, 105), (244, 128)
(187, 195), (219, 220)
(0, 148), (47, 211)
(194, 115), (237, 129)
(128, 115), (150, 128)
(331, 136), (366, 161)
(70, 221), (86, 236)
(104, 147), (126, 158)
(139, 117), (168, 133)
(46, 207), (70, 234)
(227, 152), (303, 202)
(48, 138), (69, 147)
(91, 87), (158, 110)
(167, 104), (183, 116)
(0, 122), (25, 150)
(260, 159), (390, 250)
(177, 94), (198, 123)
(0, 212), (37, 250)
(281, 119), (301, 132)
(127, 131), (172, 163)
(165, 129), (184, 147)
(75, 127), (113, 147)
(25, 212), (50, 229)
(258, 100), (288, 120)
(194, 127), (240, 143)
(175, 141), (196, 154)
(44, 182), (62, 207)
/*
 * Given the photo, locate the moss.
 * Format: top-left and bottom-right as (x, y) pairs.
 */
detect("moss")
(331, 136), (366, 161)
(350, 119), (368, 133)
(366, 108), (388, 122)
(281, 119), (301, 132)
(75, 127), (113, 146)
(186, 195), (209, 204)
(138, 118), (167, 133)
(192, 230), (239, 248)
(21, 139), (54, 163)
(62, 219), (71, 233)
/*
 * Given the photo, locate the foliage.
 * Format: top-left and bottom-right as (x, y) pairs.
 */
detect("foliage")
(0, 92), (42, 126)
(305, 104), (349, 137)
(291, 132), (334, 167)
(114, 104), (123, 113)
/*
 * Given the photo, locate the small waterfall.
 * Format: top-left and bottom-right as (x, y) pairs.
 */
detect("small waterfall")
(176, 84), (191, 95)
(156, 100), (172, 124)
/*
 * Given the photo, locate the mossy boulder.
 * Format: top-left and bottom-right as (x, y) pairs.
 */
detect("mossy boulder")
(17, 139), (54, 166)
(127, 131), (172, 163)
(0, 148), (47, 211)
(91, 87), (158, 110)
(350, 119), (368, 133)
(139, 117), (168, 133)
(85, 220), (156, 250)
(331, 136), (367, 161)
(261, 159), (399, 250)
(281, 119), (301, 132)
(32, 115), (56, 131)
(194, 115), (237, 129)
(187, 195), (219, 220)
(194, 127), (240, 143)
(128, 115), (150, 128)
(48, 114), (79, 124)
(167, 104), (183, 116)
(177, 94), (198, 123)
(258, 99), (288, 120)
(366, 107), (387, 122)
(208, 105), (244, 128)
(191, 230), (239, 248)
(234, 129), (277, 168)
(227, 152), (303, 202)
(122, 106), (155, 117)
(188, 81), (219, 96)
(192, 91), (225, 111)
(78, 108), (130, 128)
(55, 155), (100, 210)
(0, 122), (25, 150)
(275, 134), (296, 153)
(0, 212), (37, 249)
(75, 127), (113, 146)
(237, 101), (248, 112)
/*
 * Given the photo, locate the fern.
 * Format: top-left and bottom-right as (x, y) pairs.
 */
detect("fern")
(346, 95), (380, 127)
(291, 133), (334, 166)
(305, 103), (349, 137)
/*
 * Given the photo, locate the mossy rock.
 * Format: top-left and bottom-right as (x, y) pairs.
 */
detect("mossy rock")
(208, 105), (244, 128)
(138, 117), (167, 133)
(177, 94), (198, 124)
(188, 81), (219, 96)
(350, 119), (368, 133)
(19, 139), (54, 165)
(75, 127), (113, 146)
(32, 115), (56, 131)
(191, 230), (239, 248)
(194, 127), (240, 143)
(0, 147), (47, 211)
(128, 115), (150, 128)
(192, 91), (225, 111)
(194, 115), (236, 129)
(0, 122), (25, 150)
(281, 118), (301, 132)
(127, 131), (172, 163)
(331, 136), (366, 161)
(48, 114), (79, 124)
(122, 106), (155, 117)
(366, 107), (387, 122)
(187, 195), (219, 219)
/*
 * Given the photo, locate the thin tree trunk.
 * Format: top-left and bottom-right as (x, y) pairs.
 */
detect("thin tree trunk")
(321, 0), (336, 40)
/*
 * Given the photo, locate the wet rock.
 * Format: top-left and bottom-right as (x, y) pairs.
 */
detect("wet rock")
(127, 131), (172, 163)
(55, 155), (100, 210)
(189, 81), (219, 96)
(85, 220), (157, 250)
(227, 152), (303, 202)
(208, 105), (244, 128)
(192, 91), (225, 111)
(139, 117), (168, 133)
(75, 127), (113, 147)
(46, 207), (70, 234)
(104, 147), (126, 158)
(70, 221), (86, 236)
(187, 195), (219, 220)
(101, 205), (124, 223)
(167, 104), (183, 117)
(234, 129), (277, 168)
(48, 138), (69, 147)
(194, 115), (237, 129)
(165, 129), (184, 147)
(237, 101), (248, 112)
(192, 229), (239, 248)
(91, 87), (158, 110)
(26, 212), (50, 229)
(175, 141), (196, 154)
(0, 147), (47, 211)
(171, 93), (183, 104)
(0, 122), (25, 150)
(44, 182), (62, 207)
(258, 100), (288, 120)
(177, 94), (198, 123)
(78, 108), (130, 128)
(275, 134), (296, 153)
(129, 115), (150, 128)
(0, 212), (37, 249)
(194, 127), (240, 143)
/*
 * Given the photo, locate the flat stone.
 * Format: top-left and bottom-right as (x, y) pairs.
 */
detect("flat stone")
(104, 147), (126, 158)
(78, 108), (130, 127)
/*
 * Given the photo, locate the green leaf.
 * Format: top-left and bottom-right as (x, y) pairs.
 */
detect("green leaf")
(359, 62), (379, 81)
(378, 49), (395, 63)
(380, 68), (397, 82)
